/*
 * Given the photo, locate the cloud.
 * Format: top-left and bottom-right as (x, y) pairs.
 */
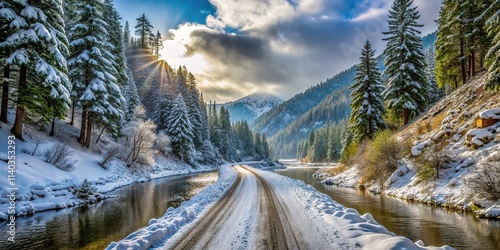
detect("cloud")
(164, 0), (441, 102)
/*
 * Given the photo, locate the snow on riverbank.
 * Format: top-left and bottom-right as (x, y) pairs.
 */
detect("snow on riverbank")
(0, 125), (217, 220)
(109, 165), (452, 249)
(106, 164), (238, 250)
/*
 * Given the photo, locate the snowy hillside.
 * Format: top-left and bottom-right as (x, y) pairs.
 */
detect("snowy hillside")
(0, 121), (217, 220)
(217, 92), (283, 123)
(323, 72), (500, 218)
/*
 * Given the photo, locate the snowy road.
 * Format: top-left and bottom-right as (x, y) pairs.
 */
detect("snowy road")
(167, 165), (314, 249)
(109, 165), (452, 250)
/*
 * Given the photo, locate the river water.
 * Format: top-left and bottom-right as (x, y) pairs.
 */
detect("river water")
(1, 167), (499, 250)
(275, 166), (500, 250)
(0, 171), (217, 250)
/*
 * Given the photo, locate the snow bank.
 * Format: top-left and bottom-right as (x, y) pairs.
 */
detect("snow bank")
(253, 168), (452, 249)
(322, 167), (360, 187)
(479, 107), (500, 119)
(106, 164), (238, 250)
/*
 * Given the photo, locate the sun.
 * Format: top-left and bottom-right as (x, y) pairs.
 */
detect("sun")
(159, 40), (208, 74)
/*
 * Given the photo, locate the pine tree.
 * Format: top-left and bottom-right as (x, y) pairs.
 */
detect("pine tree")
(123, 21), (130, 48)
(185, 72), (203, 148)
(262, 134), (270, 159)
(68, 0), (124, 147)
(167, 94), (194, 160)
(383, 0), (427, 125)
(436, 0), (464, 90)
(425, 48), (443, 102)
(484, 0), (500, 91)
(0, 1), (15, 124)
(1, 0), (71, 140)
(135, 13), (153, 49)
(350, 40), (386, 143)
(154, 30), (163, 59)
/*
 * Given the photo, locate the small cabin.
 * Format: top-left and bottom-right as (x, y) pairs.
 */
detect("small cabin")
(475, 117), (498, 128)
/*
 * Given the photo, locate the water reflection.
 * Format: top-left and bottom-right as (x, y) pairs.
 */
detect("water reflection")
(0, 171), (217, 250)
(275, 167), (500, 250)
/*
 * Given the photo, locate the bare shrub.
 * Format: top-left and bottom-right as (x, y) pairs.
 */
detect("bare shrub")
(44, 143), (76, 171)
(416, 140), (453, 180)
(120, 106), (156, 167)
(99, 143), (121, 169)
(466, 154), (500, 201)
(30, 133), (47, 156)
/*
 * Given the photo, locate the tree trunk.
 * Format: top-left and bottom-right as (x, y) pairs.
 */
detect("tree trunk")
(1, 63), (9, 123)
(95, 126), (105, 144)
(403, 108), (409, 125)
(85, 115), (92, 148)
(459, 29), (467, 85)
(11, 65), (27, 140)
(79, 107), (87, 144)
(49, 117), (55, 137)
(70, 98), (75, 126)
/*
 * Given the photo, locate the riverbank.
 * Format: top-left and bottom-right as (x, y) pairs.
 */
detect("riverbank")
(320, 161), (500, 219)
(0, 124), (219, 221)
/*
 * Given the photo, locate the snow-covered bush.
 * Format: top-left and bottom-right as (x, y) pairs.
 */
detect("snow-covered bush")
(43, 143), (76, 171)
(74, 179), (97, 200)
(155, 132), (171, 156)
(466, 154), (500, 201)
(120, 106), (156, 167)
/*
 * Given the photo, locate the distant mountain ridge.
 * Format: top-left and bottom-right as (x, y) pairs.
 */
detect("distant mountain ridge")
(258, 31), (437, 158)
(217, 92), (283, 123)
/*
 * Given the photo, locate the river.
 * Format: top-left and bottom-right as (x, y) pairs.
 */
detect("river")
(1, 167), (499, 250)
(275, 166), (500, 250)
(0, 171), (217, 250)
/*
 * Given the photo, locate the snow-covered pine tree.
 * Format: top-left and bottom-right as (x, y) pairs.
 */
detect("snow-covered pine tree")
(148, 32), (155, 54)
(122, 67), (140, 122)
(350, 40), (386, 143)
(254, 132), (263, 159)
(152, 97), (171, 130)
(262, 134), (270, 159)
(167, 93), (194, 161)
(123, 21), (130, 48)
(185, 72), (203, 148)
(425, 48), (443, 101)
(209, 101), (222, 151)
(101, 0), (127, 139)
(0, 1), (15, 124)
(484, 0), (500, 91)
(1, 0), (71, 140)
(154, 30), (163, 59)
(382, 0), (427, 125)
(135, 13), (153, 49)
(67, 0), (124, 147)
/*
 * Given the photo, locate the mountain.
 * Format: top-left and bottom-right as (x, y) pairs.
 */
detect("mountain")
(259, 31), (437, 158)
(217, 93), (283, 123)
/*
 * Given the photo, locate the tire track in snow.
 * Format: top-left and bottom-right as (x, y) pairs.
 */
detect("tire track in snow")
(168, 169), (245, 249)
(244, 166), (301, 249)
(169, 165), (304, 250)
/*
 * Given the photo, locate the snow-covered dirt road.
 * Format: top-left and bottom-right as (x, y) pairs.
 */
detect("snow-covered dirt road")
(167, 165), (320, 249)
(108, 164), (453, 250)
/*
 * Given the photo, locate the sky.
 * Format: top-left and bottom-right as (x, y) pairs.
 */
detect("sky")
(115, 0), (442, 103)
